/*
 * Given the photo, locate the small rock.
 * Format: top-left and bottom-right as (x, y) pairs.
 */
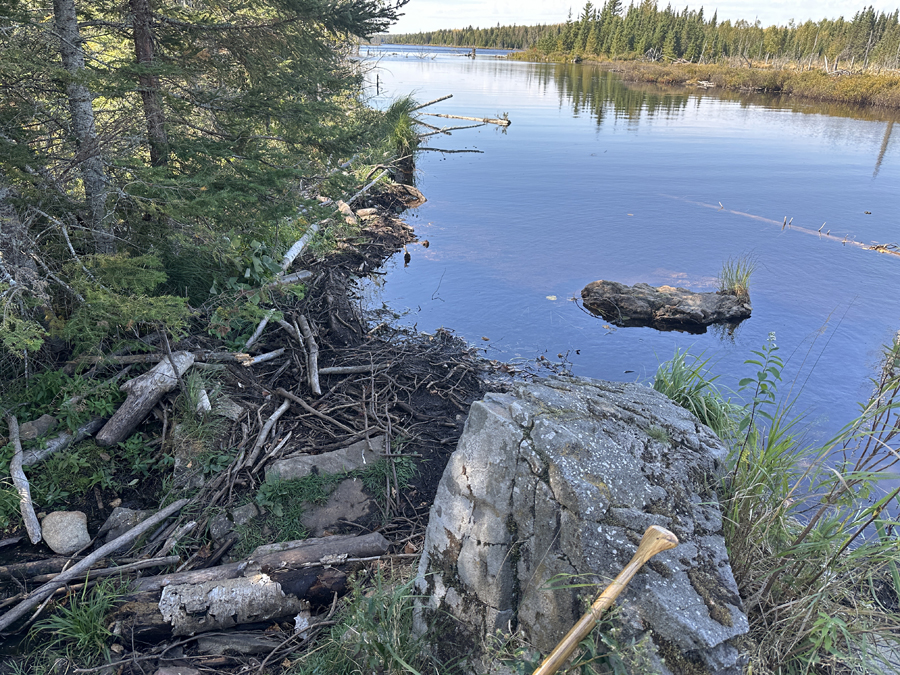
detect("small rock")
(266, 435), (385, 482)
(19, 414), (57, 441)
(215, 399), (243, 421)
(42, 511), (90, 555)
(301, 478), (377, 537)
(99, 507), (154, 542)
(209, 503), (261, 543)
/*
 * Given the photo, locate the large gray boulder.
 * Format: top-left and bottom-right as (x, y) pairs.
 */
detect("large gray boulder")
(581, 280), (751, 332)
(415, 376), (748, 674)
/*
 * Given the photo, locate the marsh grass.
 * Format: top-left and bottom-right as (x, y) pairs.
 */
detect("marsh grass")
(717, 254), (756, 300)
(659, 333), (900, 673)
(652, 349), (739, 438)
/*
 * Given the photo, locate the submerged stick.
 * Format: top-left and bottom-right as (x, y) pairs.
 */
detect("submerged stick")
(531, 526), (678, 675)
(6, 415), (41, 545)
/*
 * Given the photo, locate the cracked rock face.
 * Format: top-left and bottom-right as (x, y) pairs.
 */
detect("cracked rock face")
(414, 376), (748, 675)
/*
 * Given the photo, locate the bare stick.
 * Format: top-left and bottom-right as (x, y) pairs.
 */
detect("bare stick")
(280, 221), (321, 272)
(0, 498), (190, 632)
(276, 388), (356, 435)
(409, 93), (453, 111)
(267, 270), (312, 287)
(5, 415), (41, 545)
(531, 526), (679, 675)
(347, 169), (389, 206)
(30, 556), (180, 584)
(297, 315), (321, 395)
(234, 348), (286, 367)
(22, 417), (104, 467)
(277, 319), (302, 342)
(244, 309), (275, 351)
(420, 112), (510, 126)
(318, 365), (388, 375)
(243, 398), (291, 469)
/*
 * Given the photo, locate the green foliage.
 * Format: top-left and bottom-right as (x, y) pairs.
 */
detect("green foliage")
(384, 96), (419, 158)
(287, 569), (433, 675)
(30, 578), (123, 666)
(652, 349), (738, 437)
(717, 254), (756, 299)
(655, 334), (900, 673)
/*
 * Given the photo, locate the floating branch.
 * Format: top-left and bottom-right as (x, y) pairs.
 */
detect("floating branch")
(421, 112), (510, 126)
(419, 123), (485, 139)
(419, 148), (485, 154)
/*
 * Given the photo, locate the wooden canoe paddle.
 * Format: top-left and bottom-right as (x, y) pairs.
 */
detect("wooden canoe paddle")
(531, 525), (679, 675)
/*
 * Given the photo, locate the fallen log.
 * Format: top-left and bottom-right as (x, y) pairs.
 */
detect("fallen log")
(113, 533), (389, 637)
(96, 351), (195, 446)
(129, 532), (389, 593)
(115, 568), (346, 638)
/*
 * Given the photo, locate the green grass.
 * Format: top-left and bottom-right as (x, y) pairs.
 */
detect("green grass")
(656, 334), (900, 673)
(286, 568), (434, 675)
(717, 254), (756, 300)
(29, 578), (124, 667)
(652, 349), (739, 438)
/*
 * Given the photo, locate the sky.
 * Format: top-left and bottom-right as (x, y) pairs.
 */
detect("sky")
(390, 1), (900, 34)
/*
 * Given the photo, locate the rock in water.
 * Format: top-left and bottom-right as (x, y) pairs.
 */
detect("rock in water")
(581, 280), (751, 332)
(415, 376), (748, 674)
(42, 511), (91, 555)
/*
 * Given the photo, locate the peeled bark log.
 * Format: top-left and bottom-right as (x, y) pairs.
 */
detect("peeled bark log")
(96, 351), (194, 446)
(115, 568), (346, 638)
(6, 415), (41, 544)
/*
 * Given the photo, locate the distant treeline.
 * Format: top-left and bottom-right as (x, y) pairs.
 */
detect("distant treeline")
(387, 23), (560, 50)
(388, 1), (900, 69)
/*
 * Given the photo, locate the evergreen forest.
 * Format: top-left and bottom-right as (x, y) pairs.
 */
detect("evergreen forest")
(389, 1), (900, 70)
(0, 0), (408, 374)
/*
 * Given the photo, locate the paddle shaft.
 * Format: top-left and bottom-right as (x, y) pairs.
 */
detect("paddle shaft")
(531, 525), (679, 675)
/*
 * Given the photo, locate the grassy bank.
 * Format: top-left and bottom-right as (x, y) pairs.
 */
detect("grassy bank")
(510, 50), (900, 109)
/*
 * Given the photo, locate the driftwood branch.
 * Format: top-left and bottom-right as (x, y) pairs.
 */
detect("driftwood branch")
(318, 365), (387, 375)
(420, 112), (510, 126)
(29, 556), (179, 584)
(96, 351), (195, 446)
(0, 498), (189, 632)
(409, 93), (453, 111)
(297, 315), (321, 395)
(244, 309), (275, 351)
(5, 415), (41, 545)
(418, 123), (485, 138)
(280, 222), (320, 272)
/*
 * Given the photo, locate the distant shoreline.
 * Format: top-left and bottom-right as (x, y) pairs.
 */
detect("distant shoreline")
(507, 52), (900, 110)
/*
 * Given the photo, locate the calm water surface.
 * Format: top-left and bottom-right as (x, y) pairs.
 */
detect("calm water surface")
(363, 45), (900, 440)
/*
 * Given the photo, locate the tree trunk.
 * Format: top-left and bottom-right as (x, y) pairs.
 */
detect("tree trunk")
(130, 0), (168, 166)
(52, 0), (114, 253)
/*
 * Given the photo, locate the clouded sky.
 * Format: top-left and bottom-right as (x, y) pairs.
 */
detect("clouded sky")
(391, 1), (900, 34)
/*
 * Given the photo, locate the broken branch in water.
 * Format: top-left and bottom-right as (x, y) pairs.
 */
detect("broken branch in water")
(409, 93), (453, 111)
(418, 148), (485, 154)
(419, 123), (485, 139)
(420, 112), (510, 126)
(6, 415), (41, 545)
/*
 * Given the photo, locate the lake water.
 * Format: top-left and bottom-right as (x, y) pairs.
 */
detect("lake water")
(362, 45), (900, 441)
